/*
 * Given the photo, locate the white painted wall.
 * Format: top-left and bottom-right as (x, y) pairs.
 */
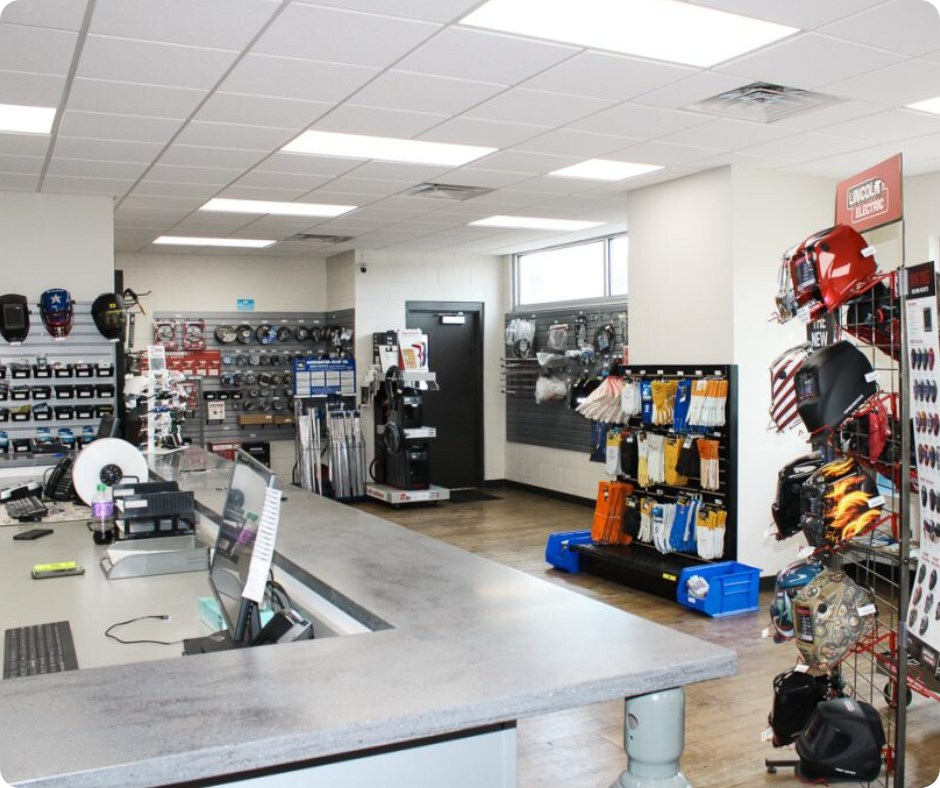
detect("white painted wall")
(729, 167), (836, 576)
(903, 170), (940, 265)
(348, 247), (506, 481)
(0, 192), (113, 298)
(627, 167), (735, 364)
(117, 251), (328, 480)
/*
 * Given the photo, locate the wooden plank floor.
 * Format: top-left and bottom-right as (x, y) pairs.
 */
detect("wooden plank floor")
(352, 486), (940, 788)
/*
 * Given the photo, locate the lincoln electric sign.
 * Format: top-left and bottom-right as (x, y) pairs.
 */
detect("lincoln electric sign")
(835, 154), (902, 233)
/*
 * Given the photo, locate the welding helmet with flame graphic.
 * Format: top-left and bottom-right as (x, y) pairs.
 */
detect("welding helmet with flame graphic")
(799, 457), (882, 548)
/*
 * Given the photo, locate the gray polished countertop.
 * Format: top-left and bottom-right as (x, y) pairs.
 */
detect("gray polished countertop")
(0, 448), (736, 787)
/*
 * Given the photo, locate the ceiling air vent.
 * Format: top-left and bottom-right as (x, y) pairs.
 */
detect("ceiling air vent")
(686, 82), (841, 123)
(285, 233), (354, 244)
(403, 182), (494, 201)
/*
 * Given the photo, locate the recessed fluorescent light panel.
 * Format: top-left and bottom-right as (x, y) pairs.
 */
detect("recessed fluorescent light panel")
(153, 236), (276, 249)
(200, 198), (356, 218)
(0, 103), (55, 134)
(549, 159), (663, 181)
(908, 96), (940, 115)
(470, 215), (604, 231)
(282, 130), (496, 167)
(460, 0), (797, 68)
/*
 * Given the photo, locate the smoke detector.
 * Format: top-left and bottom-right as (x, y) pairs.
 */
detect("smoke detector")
(403, 182), (494, 201)
(687, 82), (841, 123)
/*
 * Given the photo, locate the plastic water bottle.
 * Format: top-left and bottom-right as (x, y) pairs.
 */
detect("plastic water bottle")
(91, 483), (114, 545)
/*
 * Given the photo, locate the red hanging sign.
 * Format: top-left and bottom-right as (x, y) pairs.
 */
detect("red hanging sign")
(835, 153), (902, 233)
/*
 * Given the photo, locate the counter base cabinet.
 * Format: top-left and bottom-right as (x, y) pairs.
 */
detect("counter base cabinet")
(211, 725), (517, 788)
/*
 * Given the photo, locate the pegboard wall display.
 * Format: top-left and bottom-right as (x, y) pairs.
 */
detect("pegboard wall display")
(153, 310), (354, 446)
(503, 305), (627, 453)
(0, 300), (116, 453)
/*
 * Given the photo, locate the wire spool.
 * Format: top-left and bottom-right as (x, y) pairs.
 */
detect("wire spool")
(257, 353), (270, 366)
(72, 438), (149, 505)
(215, 325), (237, 344)
(383, 422), (404, 454)
(276, 326), (293, 342)
(255, 324), (278, 345)
(294, 325), (311, 342)
(235, 324), (254, 344)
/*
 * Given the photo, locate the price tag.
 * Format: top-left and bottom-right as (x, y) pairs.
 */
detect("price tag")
(761, 627), (772, 639)
(764, 527), (778, 538)
(794, 664), (809, 673)
(761, 727), (775, 742)
(858, 604), (877, 617)
(864, 371), (879, 382)
(798, 545), (816, 559)
(868, 495), (885, 509)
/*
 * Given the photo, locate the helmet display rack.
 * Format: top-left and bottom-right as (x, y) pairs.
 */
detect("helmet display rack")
(570, 363), (739, 601)
(765, 241), (937, 784)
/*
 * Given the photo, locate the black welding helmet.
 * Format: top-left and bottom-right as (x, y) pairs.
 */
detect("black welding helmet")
(794, 341), (878, 433)
(795, 697), (885, 783)
(39, 288), (74, 339)
(0, 294), (30, 344)
(91, 293), (126, 341)
(771, 454), (824, 540)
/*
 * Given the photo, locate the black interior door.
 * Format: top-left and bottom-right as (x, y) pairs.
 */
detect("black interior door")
(406, 302), (483, 490)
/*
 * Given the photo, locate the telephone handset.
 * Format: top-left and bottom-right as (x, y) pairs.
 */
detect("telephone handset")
(43, 457), (75, 502)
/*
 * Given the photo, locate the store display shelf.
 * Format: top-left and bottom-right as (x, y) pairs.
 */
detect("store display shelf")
(572, 542), (706, 600)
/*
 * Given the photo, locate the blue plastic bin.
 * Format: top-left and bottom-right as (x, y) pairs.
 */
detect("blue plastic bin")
(677, 561), (761, 617)
(545, 530), (593, 573)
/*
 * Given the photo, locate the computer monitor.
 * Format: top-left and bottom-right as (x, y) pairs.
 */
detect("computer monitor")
(208, 449), (280, 644)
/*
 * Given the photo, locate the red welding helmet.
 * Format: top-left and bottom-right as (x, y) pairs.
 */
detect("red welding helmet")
(802, 225), (878, 321)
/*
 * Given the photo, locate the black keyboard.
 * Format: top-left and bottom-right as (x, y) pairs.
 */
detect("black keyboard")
(5, 495), (48, 522)
(4, 621), (78, 679)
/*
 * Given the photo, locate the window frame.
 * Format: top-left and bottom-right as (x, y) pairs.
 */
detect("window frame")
(512, 233), (627, 311)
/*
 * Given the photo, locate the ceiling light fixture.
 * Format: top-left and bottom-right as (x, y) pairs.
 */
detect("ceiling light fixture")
(469, 215), (604, 231)
(460, 0), (797, 68)
(907, 96), (940, 115)
(549, 159), (663, 181)
(200, 198), (357, 217)
(282, 130), (496, 166)
(153, 236), (276, 249)
(0, 103), (55, 134)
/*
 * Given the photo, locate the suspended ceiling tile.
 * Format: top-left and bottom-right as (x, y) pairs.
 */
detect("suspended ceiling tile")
(252, 3), (439, 67)
(144, 163), (243, 186)
(346, 161), (453, 181)
(117, 194), (202, 211)
(58, 110), (184, 144)
(660, 118), (798, 150)
(740, 131), (870, 163)
(683, 0), (886, 30)
(313, 104), (449, 138)
(396, 26), (576, 85)
(822, 58), (940, 106)
(465, 88), (614, 127)
(54, 136), (163, 162)
(820, 108), (940, 143)
(606, 139), (723, 167)
(231, 169), (333, 191)
(0, 133), (52, 156)
(42, 174), (135, 195)
(426, 166), (533, 188)
(77, 35), (239, 90)
(418, 116), (547, 148)
(68, 78), (208, 119)
(0, 171), (39, 190)
(820, 0), (940, 57)
(132, 179), (221, 199)
(0, 153), (44, 174)
(469, 148), (579, 175)
(1, 0), (88, 31)
(569, 102), (709, 139)
(0, 69), (66, 105)
(216, 184), (314, 201)
(45, 157), (148, 179)
(522, 51), (696, 102)
(780, 145), (900, 178)
(219, 53), (380, 102)
(343, 70), (505, 116)
(195, 92), (332, 130)
(515, 128), (642, 158)
(715, 33), (905, 89)
(632, 71), (753, 110)
(253, 152), (361, 177)
(691, 149), (804, 171)
(774, 98), (890, 132)
(0, 24), (77, 76)
(896, 130), (940, 160)
(173, 120), (296, 151)
(158, 144), (268, 170)
(89, 0), (280, 50)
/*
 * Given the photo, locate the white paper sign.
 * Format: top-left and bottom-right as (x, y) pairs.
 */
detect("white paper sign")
(241, 487), (281, 604)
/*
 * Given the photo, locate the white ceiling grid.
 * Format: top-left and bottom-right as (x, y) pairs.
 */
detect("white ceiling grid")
(0, 0), (934, 255)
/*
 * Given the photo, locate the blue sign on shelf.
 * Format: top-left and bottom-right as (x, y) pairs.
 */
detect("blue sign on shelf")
(236, 298), (255, 312)
(293, 358), (356, 397)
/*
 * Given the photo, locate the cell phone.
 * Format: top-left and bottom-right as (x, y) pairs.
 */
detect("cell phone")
(13, 528), (53, 541)
(31, 561), (84, 579)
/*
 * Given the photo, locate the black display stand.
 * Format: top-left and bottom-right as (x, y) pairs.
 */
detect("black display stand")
(574, 363), (739, 600)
